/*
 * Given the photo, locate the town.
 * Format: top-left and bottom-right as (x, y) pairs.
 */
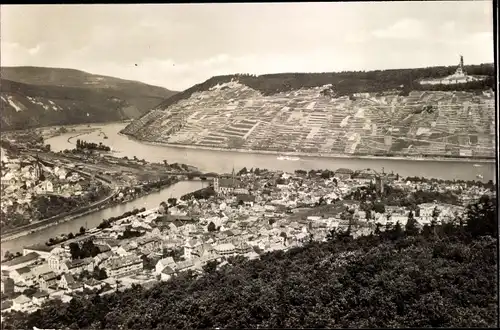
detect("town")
(1, 161), (495, 315)
(0, 132), (198, 239)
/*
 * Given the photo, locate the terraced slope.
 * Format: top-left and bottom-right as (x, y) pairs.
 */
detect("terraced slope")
(122, 77), (495, 159)
(0, 67), (177, 130)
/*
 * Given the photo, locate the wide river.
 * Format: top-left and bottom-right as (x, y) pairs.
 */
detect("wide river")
(2, 122), (495, 255)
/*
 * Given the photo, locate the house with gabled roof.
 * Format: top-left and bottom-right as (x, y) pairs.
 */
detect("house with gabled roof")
(175, 260), (194, 273)
(12, 294), (32, 311)
(32, 291), (49, 306)
(84, 278), (105, 291)
(39, 271), (59, 291)
(116, 242), (138, 256)
(160, 266), (175, 282)
(61, 257), (94, 275)
(155, 257), (175, 275)
(183, 238), (202, 260)
(58, 273), (76, 289)
(137, 237), (162, 255)
(67, 281), (84, 293)
(9, 266), (35, 286)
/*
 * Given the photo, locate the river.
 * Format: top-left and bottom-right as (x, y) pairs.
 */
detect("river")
(3, 121), (494, 255)
(1, 180), (203, 256)
(45, 122), (495, 182)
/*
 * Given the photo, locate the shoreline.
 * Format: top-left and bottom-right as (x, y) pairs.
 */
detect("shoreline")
(120, 132), (495, 164)
(0, 186), (119, 243)
(0, 179), (182, 243)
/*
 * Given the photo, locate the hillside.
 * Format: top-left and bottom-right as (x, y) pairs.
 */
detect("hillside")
(2, 196), (497, 329)
(0, 67), (177, 130)
(121, 63), (495, 159)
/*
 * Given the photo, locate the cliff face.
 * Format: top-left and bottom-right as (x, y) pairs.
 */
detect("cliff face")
(0, 67), (177, 130)
(121, 78), (495, 159)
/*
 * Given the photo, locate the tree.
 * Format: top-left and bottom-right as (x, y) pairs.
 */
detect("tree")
(4, 250), (12, 260)
(202, 260), (218, 273)
(405, 217), (420, 236)
(432, 206), (440, 220)
(80, 226), (86, 235)
(68, 232), (74, 239)
(465, 195), (497, 238)
(320, 170), (332, 179)
(326, 228), (338, 241)
(207, 222), (216, 232)
(391, 221), (404, 240)
(373, 203), (385, 214)
(69, 242), (81, 259)
(167, 198), (177, 207)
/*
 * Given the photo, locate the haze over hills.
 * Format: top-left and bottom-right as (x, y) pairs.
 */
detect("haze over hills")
(122, 62), (495, 159)
(0, 67), (177, 130)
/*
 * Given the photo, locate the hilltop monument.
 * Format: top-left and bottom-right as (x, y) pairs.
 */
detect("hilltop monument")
(420, 55), (487, 85)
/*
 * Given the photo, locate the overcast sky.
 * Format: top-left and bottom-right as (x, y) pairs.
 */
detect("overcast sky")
(1, 2), (493, 91)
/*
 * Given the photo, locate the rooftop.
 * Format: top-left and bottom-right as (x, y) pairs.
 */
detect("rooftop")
(2, 252), (40, 267)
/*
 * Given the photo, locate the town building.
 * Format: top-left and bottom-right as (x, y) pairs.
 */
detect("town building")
(214, 243), (236, 256)
(1, 252), (41, 272)
(213, 169), (242, 195)
(160, 266), (176, 282)
(155, 257), (176, 275)
(334, 168), (354, 180)
(47, 246), (72, 273)
(39, 271), (59, 291)
(103, 255), (143, 278)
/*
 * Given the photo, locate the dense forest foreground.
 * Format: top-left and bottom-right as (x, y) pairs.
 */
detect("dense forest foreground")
(2, 195), (497, 329)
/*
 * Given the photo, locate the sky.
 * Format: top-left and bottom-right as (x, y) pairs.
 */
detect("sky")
(1, 2), (494, 91)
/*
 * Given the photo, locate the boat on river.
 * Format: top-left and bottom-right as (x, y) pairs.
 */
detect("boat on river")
(277, 155), (300, 161)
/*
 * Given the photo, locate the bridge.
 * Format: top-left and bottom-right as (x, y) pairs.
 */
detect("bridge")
(162, 171), (221, 180)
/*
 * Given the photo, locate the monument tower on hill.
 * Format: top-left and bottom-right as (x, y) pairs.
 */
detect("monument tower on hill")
(419, 55), (486, 85)
(456, 55), (465, 76)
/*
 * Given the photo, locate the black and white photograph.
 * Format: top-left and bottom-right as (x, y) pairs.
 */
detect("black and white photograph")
(0, 1), (498, 329)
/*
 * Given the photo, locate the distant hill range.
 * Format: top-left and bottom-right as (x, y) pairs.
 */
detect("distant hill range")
(122, 62), (495, 159)
(0, 66), (177, 130)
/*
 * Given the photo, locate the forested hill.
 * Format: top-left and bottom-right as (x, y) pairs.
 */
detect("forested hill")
(2, 196), (497, 329)
(151, 62), (494, 113)
(0, 67), (177, 130)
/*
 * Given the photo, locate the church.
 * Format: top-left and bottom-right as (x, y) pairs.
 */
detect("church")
(212, 168), (247, 195)
(419, 55), (487, 85)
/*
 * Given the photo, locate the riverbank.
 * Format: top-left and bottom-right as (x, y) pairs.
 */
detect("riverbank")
(0, 176), (182, 243)
(120, 132), (495, 164)
(65, 129), (100, 144)
(0, 189), (119, 243)
(1, 181), (202, 256)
